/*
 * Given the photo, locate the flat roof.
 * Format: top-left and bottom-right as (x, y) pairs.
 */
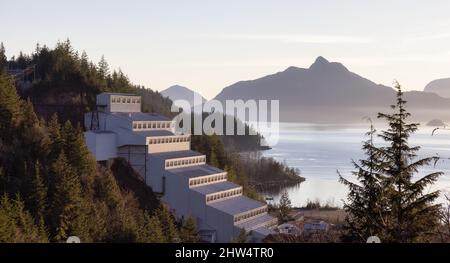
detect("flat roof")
(133, 130), (175, 137)
(208, 196), (266, 216)
(98, 92), (139, 96)
(86, 130), (116, 134)
(235, 214), (276, 231)
(191, 181), (241, 195)
(112, 112), (170, 121)
(169, 164), (224, 178)
(151, 150), (203, 160)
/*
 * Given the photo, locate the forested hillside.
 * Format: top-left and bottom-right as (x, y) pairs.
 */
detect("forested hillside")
(6, 40), (174, 124)
(0, 72), (194, 242)
(0, 41), (303, 242)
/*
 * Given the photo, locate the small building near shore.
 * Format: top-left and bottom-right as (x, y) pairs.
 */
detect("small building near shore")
(277, 223), (301, 235)
(303, 220), (329, 234)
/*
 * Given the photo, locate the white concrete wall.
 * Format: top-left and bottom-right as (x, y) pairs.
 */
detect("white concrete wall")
(97, 93), (141, 113)
(117, 145), (147, 178)
(96, 93), (110, 109)
(84, 131), (117, 161)
(205, 206), (235, 243)
(188, 190), (207, 227)
(163, 172), (190, 217)
(132, 121), (173, 131)
(148, 156), (166, 193)
(103, 113), (132, 131)
(148, 140), (190, 153)
(115, 128), (147, 146)
(165, 156), (206, 170)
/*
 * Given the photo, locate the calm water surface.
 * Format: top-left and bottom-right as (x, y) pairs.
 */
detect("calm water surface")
(258, 122), (450, 207)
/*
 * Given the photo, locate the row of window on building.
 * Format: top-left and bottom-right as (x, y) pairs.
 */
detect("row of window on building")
(133, 122), (172, 130)
(111, 97), (141, 104)
(148, 136), (190, 145)
(206, 188), (242, 203)
(166, 157), (206, 168)
(234, 207), (268, 223)
(189, 173), (227, 187)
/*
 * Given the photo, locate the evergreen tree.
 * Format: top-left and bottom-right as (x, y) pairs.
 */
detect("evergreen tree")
(47, 113), (63, 159)
(0, 73), (21, 138)
(49, 152), (88, 242)
(278, 190), (291, 223)
(235, 228), (248, 243)
(340, 83), (442, 243)
(80, 51), (89, 73)
(0, 194), (48, 242)
(20, 99), (39, 128)
(180, 215), (199, 243)
(0, 42), (7, 72)
(339, 122), (389, 242)
(62, 121), (96, 191)
(98, 55), (109, 78)
(209, 147), (220, 167)
(157, 204), (177, 242)
(377, 83), (442, 242)
(139, 213), (165, 243)
(95, 169), (122, 207)
(29, 161), (48, 221)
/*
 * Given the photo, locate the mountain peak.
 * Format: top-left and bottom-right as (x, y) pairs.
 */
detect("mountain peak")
(161, 85), (206, 107)
(309, 56), (348, 73)
(167, 84), (188, 91)
(314, 56), (329, 64)
(309, 56), (331, 69)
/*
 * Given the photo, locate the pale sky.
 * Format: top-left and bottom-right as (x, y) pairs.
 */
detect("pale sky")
(2, 0), (450, 99)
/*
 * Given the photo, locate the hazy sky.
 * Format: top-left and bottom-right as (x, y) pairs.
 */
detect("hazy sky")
(2, 0), (450, 99)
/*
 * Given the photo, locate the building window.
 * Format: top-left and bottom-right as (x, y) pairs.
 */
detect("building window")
(138, 123), (142, 129)
(157, 123), (161, 128)
(133, 123), (137, 129)
(122, 98), (126, 103)
(127, 98), (131, 103)
(152, 123), (156, 128)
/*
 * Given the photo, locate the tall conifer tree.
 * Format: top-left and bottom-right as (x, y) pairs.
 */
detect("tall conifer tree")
(340, 83), (442, 243)
(378, 83), (442, 242)
(339, 122), (389, 242)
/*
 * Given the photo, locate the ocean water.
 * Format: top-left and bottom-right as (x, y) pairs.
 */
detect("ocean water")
(258, 122), (450, 207)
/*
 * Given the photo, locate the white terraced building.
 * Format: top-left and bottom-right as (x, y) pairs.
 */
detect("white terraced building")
(84, 92), (277, 242)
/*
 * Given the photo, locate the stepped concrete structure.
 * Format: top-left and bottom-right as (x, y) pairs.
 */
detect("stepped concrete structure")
(84, 92), (277, 242)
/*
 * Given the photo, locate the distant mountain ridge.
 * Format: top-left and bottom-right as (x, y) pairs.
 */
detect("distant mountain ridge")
(161, 85), (206, 109)
(424, 78), (450, 98)
(214, 56), (450, 123)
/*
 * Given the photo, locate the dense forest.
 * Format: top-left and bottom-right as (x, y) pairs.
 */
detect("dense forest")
(0, 40), (304, 242)
(0, 71), (207, 242)
(3, 40), (174, 124)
